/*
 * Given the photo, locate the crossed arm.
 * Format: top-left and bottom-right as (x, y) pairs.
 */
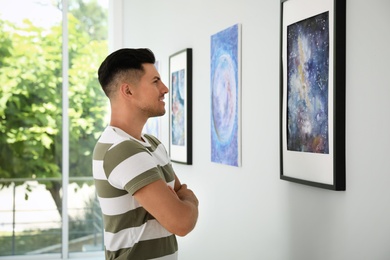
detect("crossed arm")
(134, 174), (199, 237)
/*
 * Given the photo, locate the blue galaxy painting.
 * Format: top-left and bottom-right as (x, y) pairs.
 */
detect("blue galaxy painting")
(210, 24), (240, 166)
(287, 12), (329, 154)
(171, 69), (185, 146)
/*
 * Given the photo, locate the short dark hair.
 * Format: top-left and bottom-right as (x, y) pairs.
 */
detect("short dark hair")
(98, 48), (156, 97)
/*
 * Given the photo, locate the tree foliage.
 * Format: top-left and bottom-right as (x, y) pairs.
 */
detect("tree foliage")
(69, 0), (108, 41)
(0, 1), (108, 214)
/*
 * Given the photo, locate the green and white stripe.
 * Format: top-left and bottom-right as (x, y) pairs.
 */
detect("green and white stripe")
(93, 126), (178, 259)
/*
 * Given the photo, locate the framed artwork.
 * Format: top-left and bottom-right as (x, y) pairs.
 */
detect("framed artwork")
(169, 48), (192, 164)
(210, 23), (242, 167)
(280, 0), (346, 190)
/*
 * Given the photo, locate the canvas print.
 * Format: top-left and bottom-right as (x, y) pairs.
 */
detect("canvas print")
(171, 69), (185, 146)
(286, 12), (329, 154)
(210, 23), (241, 167)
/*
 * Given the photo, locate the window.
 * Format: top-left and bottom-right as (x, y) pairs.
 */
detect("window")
(0, 0), (108, 258)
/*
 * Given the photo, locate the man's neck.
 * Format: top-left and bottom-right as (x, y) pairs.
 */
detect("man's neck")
(110, 116), (146, 141)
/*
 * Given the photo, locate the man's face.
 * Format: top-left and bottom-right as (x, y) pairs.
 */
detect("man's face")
(132, 63), (169, 118)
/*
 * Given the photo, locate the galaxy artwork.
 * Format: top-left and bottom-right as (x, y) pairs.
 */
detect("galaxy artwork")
(171, 69), (185, 146)
(286, 12), (329, 154)
(169, 49), (192, 164)
(280, 0), (346, 190)
(210, 24), (240, 167)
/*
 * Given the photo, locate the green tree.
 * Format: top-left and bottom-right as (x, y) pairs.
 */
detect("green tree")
(54, 0), (107, 41)
(0, 4), (108, 215)
(69, 0), (108, 41)
(0, 20), (12, 66)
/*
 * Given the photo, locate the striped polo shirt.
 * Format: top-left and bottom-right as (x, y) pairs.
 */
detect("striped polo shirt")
(92, 126), (178, 260)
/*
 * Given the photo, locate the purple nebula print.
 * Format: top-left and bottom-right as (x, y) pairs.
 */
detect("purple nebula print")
(210, 24), (239, 166)
(287, 12), (329, 154)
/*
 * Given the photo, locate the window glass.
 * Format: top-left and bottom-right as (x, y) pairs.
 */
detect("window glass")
(67, 0), (108, 253)
(0, 0), (63, 256)
(0, 0), (108, 256)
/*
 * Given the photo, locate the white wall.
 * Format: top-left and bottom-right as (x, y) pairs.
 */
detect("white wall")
(114, 0), (390, 259)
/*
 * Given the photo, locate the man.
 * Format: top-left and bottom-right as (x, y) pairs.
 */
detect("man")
(93, 48), (199, 259)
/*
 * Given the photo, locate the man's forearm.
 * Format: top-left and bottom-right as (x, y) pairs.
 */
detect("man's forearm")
(175, 184), (199, 236)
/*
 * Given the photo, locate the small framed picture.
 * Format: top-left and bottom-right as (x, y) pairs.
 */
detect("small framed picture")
(169, 48), (192, 164)
(279, 0), (346, 190)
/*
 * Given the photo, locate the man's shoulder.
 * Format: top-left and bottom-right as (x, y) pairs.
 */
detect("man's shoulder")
(98, 126), (129, 144)
(94, 127), (146, 161)
(143, 134), (161, 146)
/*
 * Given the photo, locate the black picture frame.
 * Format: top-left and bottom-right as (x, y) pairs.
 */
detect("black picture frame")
(279, 0), (346, 190)
(169, 48), (193, 164)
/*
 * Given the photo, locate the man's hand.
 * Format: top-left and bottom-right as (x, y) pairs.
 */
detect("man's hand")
(176, 184), (199, 207)
(167, 185), (178, 197)
(134, 180), (199, 236)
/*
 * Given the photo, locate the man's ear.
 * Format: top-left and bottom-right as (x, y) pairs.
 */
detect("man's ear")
(120, 83), (132, 97)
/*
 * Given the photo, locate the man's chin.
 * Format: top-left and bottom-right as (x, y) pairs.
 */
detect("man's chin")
(151, 111), (165, 118)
